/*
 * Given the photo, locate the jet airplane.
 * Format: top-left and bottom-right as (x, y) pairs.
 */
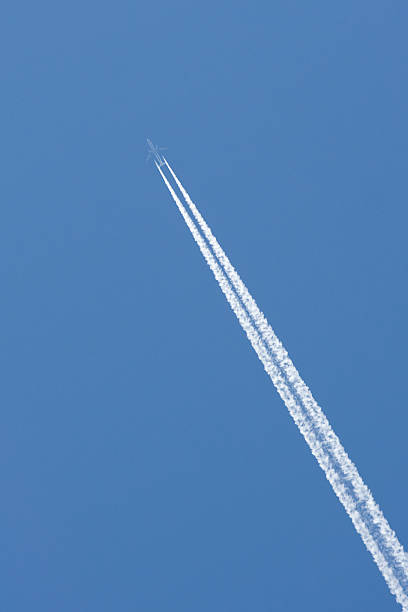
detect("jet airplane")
(146, 138), (166, 167)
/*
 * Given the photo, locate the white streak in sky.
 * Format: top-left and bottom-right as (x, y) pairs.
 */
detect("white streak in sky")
(156, 161), (408, 610)
(164, 158), (408, 587)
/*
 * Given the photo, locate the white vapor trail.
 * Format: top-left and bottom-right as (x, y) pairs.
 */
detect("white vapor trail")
(163, 159), (408, 592)
(156, 161), (408, 610)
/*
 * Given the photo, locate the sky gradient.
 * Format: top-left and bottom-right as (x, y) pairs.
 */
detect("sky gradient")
(2, 2), (408, 611)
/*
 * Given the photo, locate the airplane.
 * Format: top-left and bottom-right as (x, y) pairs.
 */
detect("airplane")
(146, 138), (166, 167)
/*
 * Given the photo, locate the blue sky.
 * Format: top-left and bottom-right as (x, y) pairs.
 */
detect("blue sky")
(2, 1), (408, 610)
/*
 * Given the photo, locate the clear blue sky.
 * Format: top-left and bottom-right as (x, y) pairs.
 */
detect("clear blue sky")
(2, 2), (408, 610)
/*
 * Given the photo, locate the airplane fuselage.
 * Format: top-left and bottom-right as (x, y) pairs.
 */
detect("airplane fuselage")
(147, 139), (165, 166)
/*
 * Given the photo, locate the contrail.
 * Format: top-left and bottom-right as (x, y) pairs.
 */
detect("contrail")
(163, 159), (408, 591)
(156, 161), (408, 609)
